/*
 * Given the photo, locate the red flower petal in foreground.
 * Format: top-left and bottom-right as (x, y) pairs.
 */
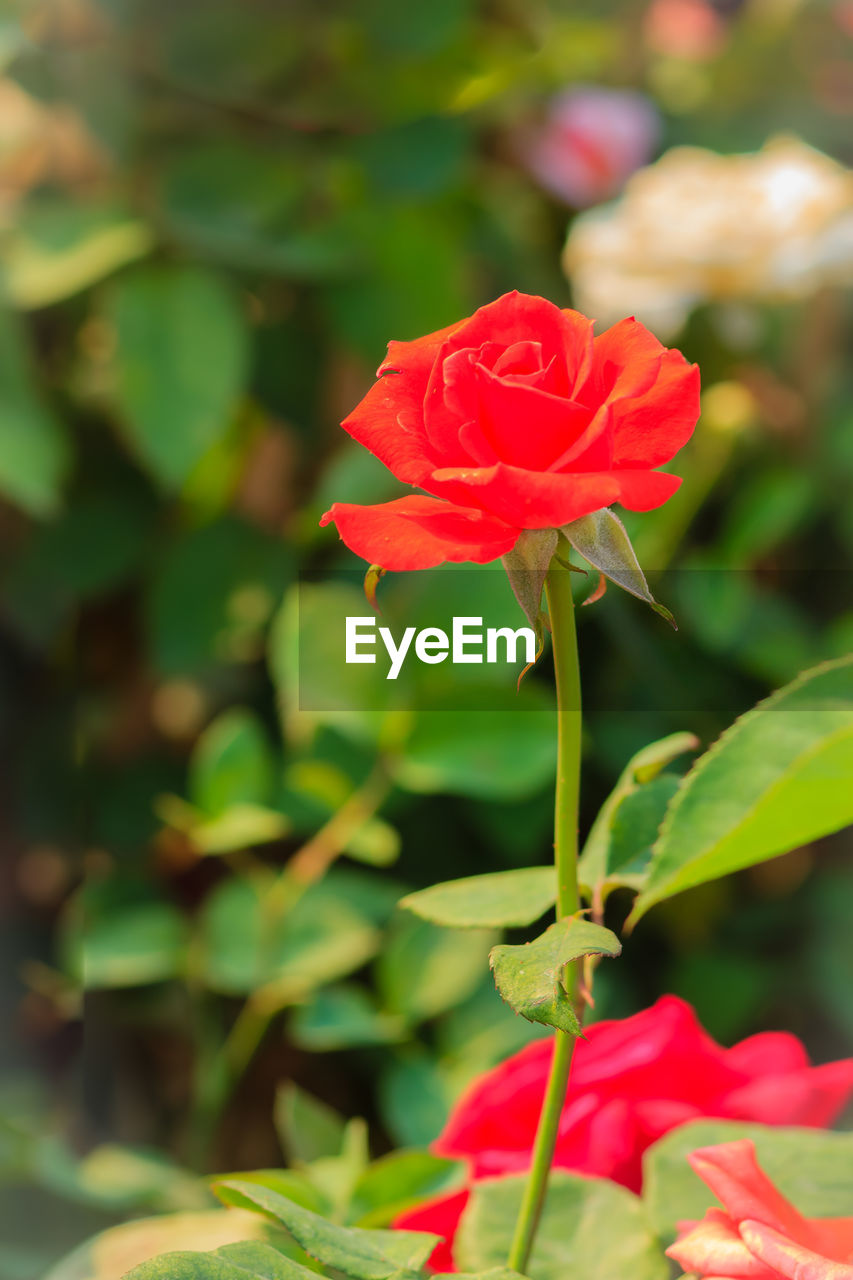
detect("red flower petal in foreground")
(394, 997), (853, 1270)
(322, 292), (700, 568)
(667, 1140), (853, 1280)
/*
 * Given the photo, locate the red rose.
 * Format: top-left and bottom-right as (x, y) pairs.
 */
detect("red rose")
(667, 1139), (853, 1280)
(394, 996), (853, 1272)
(321, 292), (699, 569)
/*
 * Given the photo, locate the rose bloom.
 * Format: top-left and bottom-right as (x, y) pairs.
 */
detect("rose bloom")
(320, 292), (699, 570)
(394, 997), (853, 1272)
(668, 1139), (853, 1280)
(523, 87), (659, 209)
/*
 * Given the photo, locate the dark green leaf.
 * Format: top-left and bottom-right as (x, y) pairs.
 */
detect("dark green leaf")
(109, 265), (249, 488)
(490, 918), (621, 1035)
(400, 868), (556, 930)
(149, 516), (291, 676)
(0, 308), (70, 516)
(189, 709), (277, 816)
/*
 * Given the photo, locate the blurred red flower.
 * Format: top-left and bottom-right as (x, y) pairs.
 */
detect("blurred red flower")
(523, 87), (659, 209)
(394, 996), (853, 1272)
(667, 1139), (853, 1280)
(321, 291), (699, 570)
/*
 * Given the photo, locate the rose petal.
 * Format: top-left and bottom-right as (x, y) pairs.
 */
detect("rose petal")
(724, 1032), (811, 1078)
(462, 362), (595, 470)
(722, 1061), (853, 1131)
(814, 1219), (853, 1262)
(688, 1141), (816, 1245)
(578, 318), (699, 469)
(739, 1219), (853, 1280)
(667, 1208), (781, 1279)
(421, 295), (595, 456)
(435, 1038), (554, 1159)
(341, 320), (467, 485)
(425, 460), (679, 528)
(320, 497), (519, 570)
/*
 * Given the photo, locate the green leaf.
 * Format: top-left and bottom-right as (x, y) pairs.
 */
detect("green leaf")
(215, 1180), (440, 1279)
(170, 804), (291, 857)
(0, 307), (70, 516)
(501, 529), (558, 630)
(643, 1120), (853, 1242)
(189, 709), (277, 816)
(149, 516), (291, 676)
(198, 875), (380, 998)
(61, 879), (188, 989)
(630, 655), (853, 924)
(400, 868), (557, 929)
(161, 143), (357, 278)
(109, 265), (249, 488)
(125, 1241), (317, 1280)
(45, 1210), (276, 1280)
(456, 1170), (668, 1280)
(376, 914), (496, 1024)
(578, 733), (698, 905)
(490, 918), (621, 1035)
(3, 203), (152, 309)
(274, 1084), (346, 1166)
(437, 1272), (528, 1280)
(378, 1054), (456, 1148)
(289, 985), (405, 1051)
(562, 507), (674, 625)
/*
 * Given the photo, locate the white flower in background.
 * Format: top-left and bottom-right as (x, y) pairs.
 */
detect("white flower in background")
(564, 135), (853, 337)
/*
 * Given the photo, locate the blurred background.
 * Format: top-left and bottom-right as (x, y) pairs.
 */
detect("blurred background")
(1, 0), (852, 1275)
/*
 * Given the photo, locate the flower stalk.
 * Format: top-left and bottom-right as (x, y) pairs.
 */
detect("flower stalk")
(507, 544), (583, 1273)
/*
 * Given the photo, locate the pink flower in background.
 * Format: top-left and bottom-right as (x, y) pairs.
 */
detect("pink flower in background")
(395, 996), (853, 1271)
(523, 87), (660, 208)
(668, 1140), (853, 1279)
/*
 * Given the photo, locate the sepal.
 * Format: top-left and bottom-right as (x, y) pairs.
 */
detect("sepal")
(501, 529), (558, 630)
(562, 508), (675, 627)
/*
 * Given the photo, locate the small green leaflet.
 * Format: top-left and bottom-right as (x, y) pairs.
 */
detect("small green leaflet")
(490, 918), (621, 1035)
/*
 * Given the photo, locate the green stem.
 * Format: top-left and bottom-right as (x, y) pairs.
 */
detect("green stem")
(507, 549), (582, 1275)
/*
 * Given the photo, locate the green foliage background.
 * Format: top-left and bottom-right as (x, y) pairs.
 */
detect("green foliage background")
(0, 1), (851, 1276)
